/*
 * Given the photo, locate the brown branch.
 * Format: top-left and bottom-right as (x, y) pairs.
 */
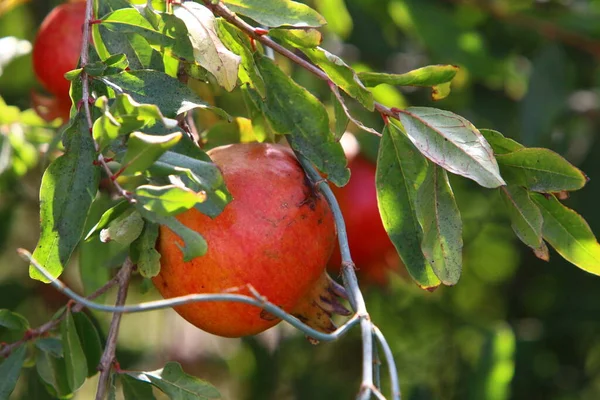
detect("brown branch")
(201, 1), (397, 126)
(95, 258), (134, 400)
(0, 273), (121, 358)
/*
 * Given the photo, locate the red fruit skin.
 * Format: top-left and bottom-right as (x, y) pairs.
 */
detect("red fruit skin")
(32, 2), (85, 99)
(153, 143), (337, 338)
(329, 156), (398, 286)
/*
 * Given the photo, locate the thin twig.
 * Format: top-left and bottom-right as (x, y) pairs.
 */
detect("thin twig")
(95, 258), (134, 400)
(0, 272), (121, 358)
(20, 249), (361, 343)
(373, 325), (401, 400)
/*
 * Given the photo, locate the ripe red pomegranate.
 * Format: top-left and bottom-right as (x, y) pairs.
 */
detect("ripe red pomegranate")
(154, 143), (349, 338)
(329, 156), (400, 286)
(31, 1), (85, 121)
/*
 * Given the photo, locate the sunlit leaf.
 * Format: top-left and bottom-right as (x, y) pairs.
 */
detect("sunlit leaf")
(532, 194), (600, 275)
(376, 124), (440, 290)
(60, 310), (88, 391)
(136, 184), (207, 216)
(415, 164), (462, 285)
(254, 55), (349, 186)
(314, 0), (352, 38)
(122, 374), (157, 400)
(121, 131), (182, 176)
(30, 113), (100, 282)
(500, 185), (543, 250)
(496, 148), (587, 192)
(479, 129), (523, 155)
(270, 28), (322, 48)
(397, 107), (505, 188)
(358, 65), (459, 100)
(223, 0), (325, 28)
(174, 3), (241, 91)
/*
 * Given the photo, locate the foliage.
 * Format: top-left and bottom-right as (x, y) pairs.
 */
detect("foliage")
(0, 0), (600, 399)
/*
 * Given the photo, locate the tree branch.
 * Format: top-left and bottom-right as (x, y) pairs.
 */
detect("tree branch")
(0, 271), (121, 358)
(95, 258), (134, 400)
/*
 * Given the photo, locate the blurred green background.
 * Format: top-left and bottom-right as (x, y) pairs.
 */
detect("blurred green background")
(2, 0), (600, 399)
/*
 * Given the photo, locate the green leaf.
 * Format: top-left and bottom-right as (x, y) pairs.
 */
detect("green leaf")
(137, 207), (207, 261)
(532, 194), (600, 275)
(72, 313), (102, 378)
(302, 47), (374, 110)
(223, 0), (325, 28)
(397, 107), (505, 188)
(215, 20), (265, 96)
(30, 113), (100, 282)
(0, 309), (29, 333)
(254, 55), (349, 186)
(415, 164), (462, 285)
(0, 345), (26, 400)
(122, 374), (157, 400)
(358, 65), (459, 100)
(122, 131), (182, 176)
(85, 200), (130, 240)
(376, 125), (440, 290)
(133, 222), (161, 278)
(270, 28), (322, 48)
(35, 338), (63, 358)
(173, 3), (241, 92)
(496, 148), (588, 192)
(144, 362), (221, 399)
(479, 129), (523, 155)
(136, 185), (207, 216)
(100, 207), (145, 245)
(101, 70), (232, 119)
(36, 346), (72, 398)
(60, 310), (88, 391)
(500, 185), (543, 250)
(332, 92), (349, 140)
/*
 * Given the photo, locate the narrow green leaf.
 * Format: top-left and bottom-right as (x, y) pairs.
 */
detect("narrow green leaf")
(85, 200), (130, 240)
(332, 91), (349, 140)
(100, 208), (145, 245)
(215, 20), (265, 96)
(133, 222), (161, 278)
(36, 347), (72, 398)
(145, 362), (221, 399)
(376, 125), (440, 290)
(358, 65), (459, 100)
(137, 207), (207, 261)
(122, 374), (157, 400)
(0, 345), (26, 400)
(500, 185), (543, 249)
(532, 194), (600, 275)
(101, 70), (232, 119)
(35, 338), (63, 358)
(496, 148), (588, 192)
(72, 313), (103, 378)
(122, 131), (182, 176)
(415, 165), (463, 285)
(30, 113), (100, 282)
(254, 55), (349, 186)
(60, 310), (88, 391)
(397, 107), (506, 188)
(0, 309), (29, 333)
(302, 47), (373, 110)
(270, 28), (322, 48)
(223, 0), (325, 28)
(136, 185), (207, 216)
(479, 129), (523, 155)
